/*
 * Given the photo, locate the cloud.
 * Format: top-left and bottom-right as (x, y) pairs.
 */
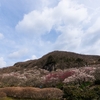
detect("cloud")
(15, 0), (91, 56)
(79, 17), (100, 55)
(87, 17), (100, 34)
(31, 55), (37, 59)
(0, 33), (4, 39)
(0, 57), (6, 68)
(82, 17), (100, 45)
(80, 39), (100, 55)
(16, 0), (88, 35)
(14, 0), (100, 56)
(16, 8), (54, 35)
(53, 26), (83, 51)
(24, 55), (37, 61)
(8, 48), (28, 59)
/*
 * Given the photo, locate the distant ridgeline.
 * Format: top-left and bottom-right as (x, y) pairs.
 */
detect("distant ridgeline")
(13, 51), (100, 71)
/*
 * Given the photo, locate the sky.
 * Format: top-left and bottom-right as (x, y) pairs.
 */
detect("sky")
(0, 0), (100, 68)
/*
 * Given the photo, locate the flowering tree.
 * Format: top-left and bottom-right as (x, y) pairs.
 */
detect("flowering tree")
(43, 67), (96, 86)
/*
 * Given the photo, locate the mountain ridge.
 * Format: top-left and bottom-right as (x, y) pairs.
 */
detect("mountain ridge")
(1, 50), (100, 73)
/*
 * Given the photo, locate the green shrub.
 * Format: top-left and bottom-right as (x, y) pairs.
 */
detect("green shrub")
(56, 82), (64, 90)
(79, 82), (92, 89)
(92, 86), (100, 98)
(63, 85), (97, 100)
(94, 68), (100, 80)
(81, 89), (97, 100)
(63, 86), (82, 100)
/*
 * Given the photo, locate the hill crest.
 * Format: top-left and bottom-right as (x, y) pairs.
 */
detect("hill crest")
(12, 50), (100, 71)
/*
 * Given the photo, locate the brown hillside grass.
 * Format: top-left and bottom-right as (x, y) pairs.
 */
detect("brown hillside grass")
(0, 92), (7, 98)
(0, 87), (63, 99)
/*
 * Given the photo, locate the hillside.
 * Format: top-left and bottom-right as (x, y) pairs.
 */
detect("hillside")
(1, 51), (100, 73)
(14, 50), (100, 70)
(1, 51), (100, 100)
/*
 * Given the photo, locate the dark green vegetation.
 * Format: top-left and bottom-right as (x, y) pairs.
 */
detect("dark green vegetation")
(63, 84), (100, 100)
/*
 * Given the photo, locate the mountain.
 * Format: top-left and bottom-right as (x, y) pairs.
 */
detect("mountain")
(13, 51), (100, 70)
(1, 50), (100, 73)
